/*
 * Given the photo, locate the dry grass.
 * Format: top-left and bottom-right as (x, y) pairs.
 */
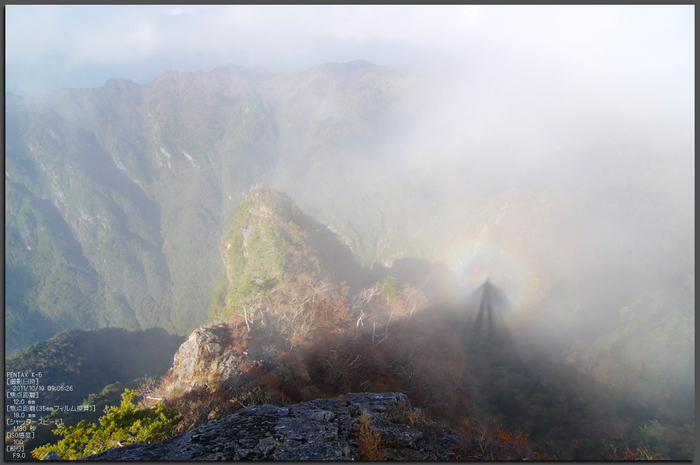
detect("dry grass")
(357, 411), (386, 460)
(405, 407), (431, 428)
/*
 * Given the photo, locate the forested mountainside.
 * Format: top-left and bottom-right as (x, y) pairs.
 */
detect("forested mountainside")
(210, 186), (378, 322)
(5, 61), (432, 353)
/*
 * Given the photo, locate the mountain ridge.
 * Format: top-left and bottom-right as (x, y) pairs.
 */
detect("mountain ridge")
(5, 62), (437, 354)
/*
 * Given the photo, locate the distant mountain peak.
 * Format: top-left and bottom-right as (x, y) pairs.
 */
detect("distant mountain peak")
(211, 63), (275, 80)
(318, 60), (375, 74)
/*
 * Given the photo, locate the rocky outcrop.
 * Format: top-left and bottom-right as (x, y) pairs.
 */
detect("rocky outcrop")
(160, 323), (255, 398)
(79, 393), (455, 460)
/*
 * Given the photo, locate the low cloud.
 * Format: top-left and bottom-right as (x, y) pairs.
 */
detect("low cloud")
(5, 5), (692, 99)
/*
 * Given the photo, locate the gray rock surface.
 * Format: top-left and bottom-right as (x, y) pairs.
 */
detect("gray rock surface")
(78, 392), (455, 460)
(162, 323), (247, 398)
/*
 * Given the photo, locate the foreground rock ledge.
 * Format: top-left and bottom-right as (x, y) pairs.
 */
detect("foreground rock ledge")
(73, 393), (454, 460)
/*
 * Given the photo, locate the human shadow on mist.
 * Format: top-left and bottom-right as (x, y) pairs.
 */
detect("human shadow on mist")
(421, 275), (514, 348)
(372, 258), (516, 353)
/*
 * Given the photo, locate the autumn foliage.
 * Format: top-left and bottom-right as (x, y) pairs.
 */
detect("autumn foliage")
(450, 419), (550, 460)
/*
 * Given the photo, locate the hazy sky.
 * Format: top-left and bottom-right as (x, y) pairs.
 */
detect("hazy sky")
(5, 5), (694, 100)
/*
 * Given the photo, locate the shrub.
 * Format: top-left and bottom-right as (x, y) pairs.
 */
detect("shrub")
(450, 419), (549, 460)
(31, 389), (181, 460)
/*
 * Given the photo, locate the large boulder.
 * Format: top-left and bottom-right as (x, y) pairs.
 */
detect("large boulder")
(79, 393), (455, 460)
(161, 323), (250, 398)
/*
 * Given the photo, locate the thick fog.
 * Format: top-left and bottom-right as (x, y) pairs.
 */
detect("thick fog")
(393, 57), (694, 344)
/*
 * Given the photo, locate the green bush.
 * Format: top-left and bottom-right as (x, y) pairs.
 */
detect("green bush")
(383, 275), (397, 300)
(31, 389), (181, 460)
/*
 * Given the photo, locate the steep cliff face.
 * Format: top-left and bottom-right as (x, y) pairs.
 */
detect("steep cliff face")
(79, 393), (455, 461)
(211, 185), (376, 322)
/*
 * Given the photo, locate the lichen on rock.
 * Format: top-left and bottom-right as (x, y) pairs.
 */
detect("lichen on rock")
(79, 392), (454, 461)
